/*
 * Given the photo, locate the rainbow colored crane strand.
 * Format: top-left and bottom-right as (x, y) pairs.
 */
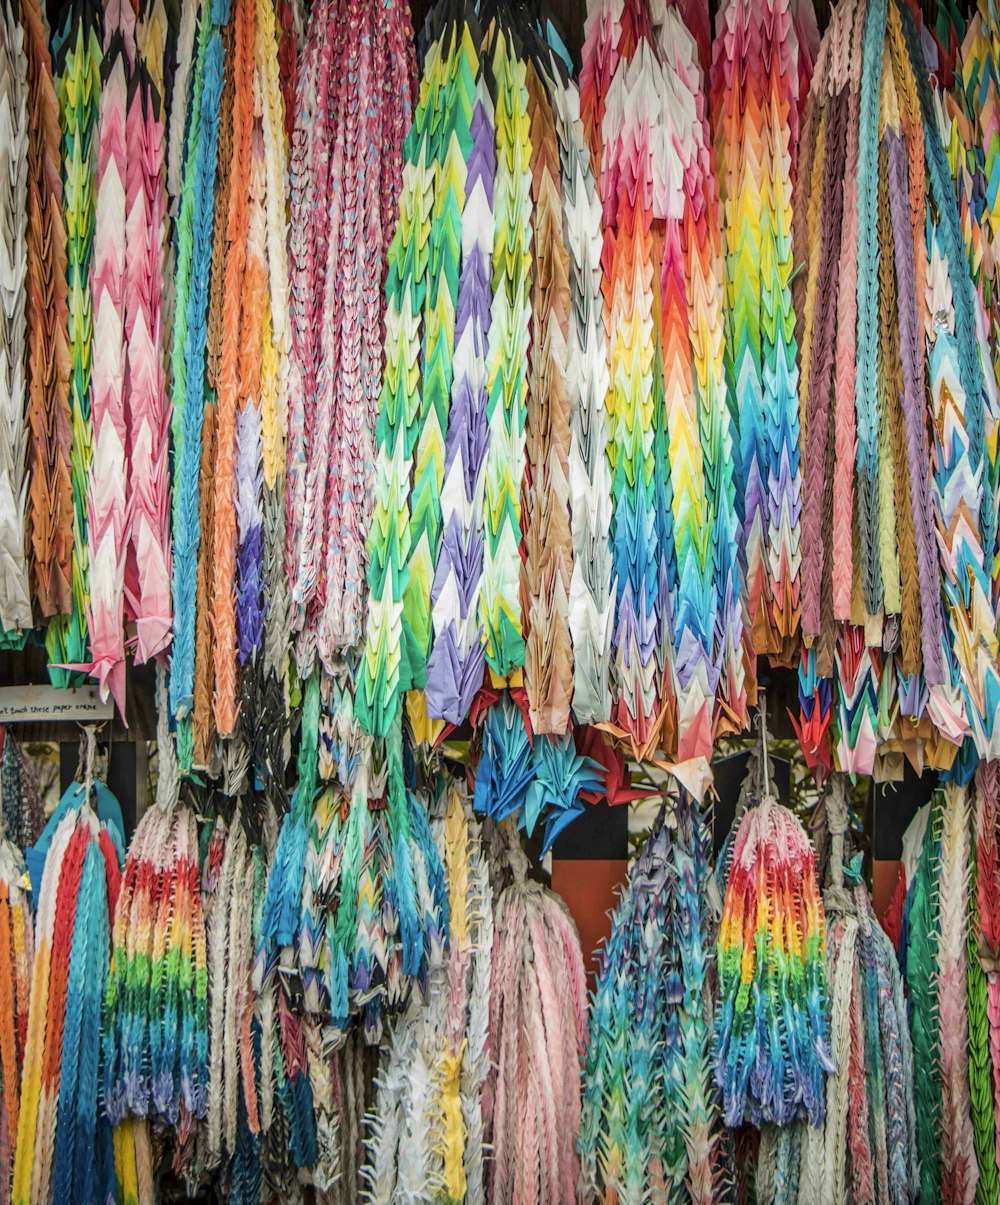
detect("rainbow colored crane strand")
(711, 0), (804, 665)
(927, 222), (1000, 760)
(715, 792), (831, 1126)
(362, 7), (606, 752)
(596, 24), (668, 755)
(102, 803), (209, 1126)
(582, 0), (747, 762)
(952, 4), (1000, 602)
(970, 761), (1000, 1196)
(792, 0), (993, 775)
(424, 71), (495, 725)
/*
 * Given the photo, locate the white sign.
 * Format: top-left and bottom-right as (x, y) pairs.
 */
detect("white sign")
(0, 685), (114, 723)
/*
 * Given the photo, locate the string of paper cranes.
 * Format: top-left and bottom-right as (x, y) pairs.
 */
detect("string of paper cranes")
(3, 0), (1000, 1195)
(0, 0), (996, 799)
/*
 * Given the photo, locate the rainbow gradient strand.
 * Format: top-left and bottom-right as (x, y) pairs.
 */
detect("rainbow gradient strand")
(715, 793), (832, 1126)
(582, 0), (749, 763)
(711, 0), (804, 665)
(102, 802), (209, 1126)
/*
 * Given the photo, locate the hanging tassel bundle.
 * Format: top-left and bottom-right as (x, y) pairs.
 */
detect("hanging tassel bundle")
(12, 780), (131, 1205)
(102, 685), (208, 1130)
(891, 773), (1000, 1204)
(0, 0), (29, 637)
(363, 788), (492, 1204)
(202, 813), (264, 1173)
(0, 834), (32, 1204)
(273, 708), (449, 1045)
(558, 74), (612, 729)
(938, 780), (978, 1201)
(799, 776), (918, 1204)
(904, 788), (943, 1201)
(580, 793), (719, 1203)
(485, 822), (587, 1203)
(580, 0), (748, 763)
(0, 731), (43, 854)
(968, 760), (1000, 1199)
(715, 772), (831, 1126)
(710, 0), (807, 665)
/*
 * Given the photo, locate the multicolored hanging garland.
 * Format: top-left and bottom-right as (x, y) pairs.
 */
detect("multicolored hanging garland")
(363, 789), (491, 1203)
(285, 0), (415, 679)
(796, 775), (918, 1202)
(580, 792), (719, 1202)
(101, 684), (209, 1131)
(358, 2), (607, 745)
(710, 0), (808, 666)
(793, 0), (998, 777)
(580, 0), (749, 763)
(715, 760), (831, 1126)
(13, 775), (143, 1205)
